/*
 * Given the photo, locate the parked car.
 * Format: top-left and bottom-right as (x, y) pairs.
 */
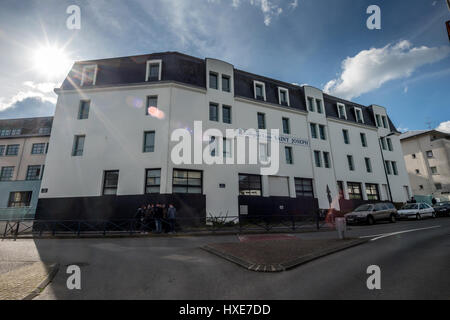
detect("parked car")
(345, 202), (397, 225)
(397, 203), (436, 220)
(433, 201), (450, 217)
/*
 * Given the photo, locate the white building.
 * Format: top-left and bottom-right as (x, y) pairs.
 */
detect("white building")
(37, 52), (411, 222)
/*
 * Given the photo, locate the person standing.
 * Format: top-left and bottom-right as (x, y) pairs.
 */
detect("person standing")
(167, 204), (177, 234)
(135, 204), (145, 232)
(154, 204), (163, 233)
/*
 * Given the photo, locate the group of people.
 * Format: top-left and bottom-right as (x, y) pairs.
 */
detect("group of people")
(135, 203), (177, 234)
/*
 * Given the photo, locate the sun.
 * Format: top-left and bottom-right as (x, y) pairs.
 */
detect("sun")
(33, 45), (72, 79)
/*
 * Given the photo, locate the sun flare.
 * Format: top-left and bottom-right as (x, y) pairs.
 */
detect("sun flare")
(33, 45), (72, 78)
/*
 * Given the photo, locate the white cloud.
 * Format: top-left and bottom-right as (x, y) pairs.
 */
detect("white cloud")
(289, 0), (299, 9)
(0, 90), (56, 112)
(23, 81), (57, 93)
(323, 40), (450, 100)
(437, 121), (450, 133)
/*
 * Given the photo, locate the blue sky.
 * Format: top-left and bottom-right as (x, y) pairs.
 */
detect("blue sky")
(0, 0), (449, 132)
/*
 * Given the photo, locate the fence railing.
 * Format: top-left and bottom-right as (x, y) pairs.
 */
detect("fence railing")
(1, 213), (335, 239)
(0, 207), (35, 221)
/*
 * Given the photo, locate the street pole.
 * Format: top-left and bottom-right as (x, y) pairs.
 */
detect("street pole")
(378, 134), (394, 202)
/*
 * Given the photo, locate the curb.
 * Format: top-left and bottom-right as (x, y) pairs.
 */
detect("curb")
(202, 238), (369, 273)
(22, 263), (59, 300)
(3, 227), (335, 240)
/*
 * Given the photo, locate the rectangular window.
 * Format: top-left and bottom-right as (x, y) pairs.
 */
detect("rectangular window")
(222, 75), (231, 92)
(31, 143), (46, 155)
(382, 116), (388, 129)
(173, 169), (202, 194)
(392, 161), (398, 175)
(146, 60), (162, 81)
(319, 125), (326, 140)
(430, 166), (438, 175)
(316, 99), (323, 113)
(360, 133), (367, 147)
(355, 108), (364, 123)
(385, 160), (392, 175)
(343, 129), (350, 144)
(294, 178), (314, 197)
(278, 88), (289, 106)
(209, 72), (218, 89)
(209, 136), (217, 157)
(78, 100), (90, 119)
(376, 114), (382, 127)
(435, 183), (442, 190)
(103, 170), (119, 195)
(143, 131), (155, 153)
(8, 191), (32, 208)
(146, 96), (158, 115)
(81, 65), (97, 86)
(239, 174), (262, 196)
(347, 155), (354, 171)
(38, 127), (51, 135)
(381, 137), (387, 150)
(0, 167), (14, 181)
(255, 83), (264, 100)
(366, 184), (380, 201)
(285, 147), (293, 164)
(0, 145), (4, 156)
(6, 144), (19, 156)
(323, 152), (330, 168)
(337, 104), (346, 119)
(209, 103), (219, 122)
(223, 138), (232, 158)
(426, 150), (433, 158)
(222, 105), (232, 124)
(0, 129), (11, 136)
(310, 123), (318, 139)
(257, 113), (266, 129)
(145, 169), (161, 194)
(26, 165), (41, 180)
(387, 138), (393, 151)
(347, 182), (362, 200)
(307, 97), (314, 112)
(365, 157), (372, 173)
(282, 118), (290, 134)
(72, 135), (85, 156)
(314, 150), (322, 168)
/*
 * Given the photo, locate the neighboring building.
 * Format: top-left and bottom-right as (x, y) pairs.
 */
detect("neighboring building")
(0, 117), (52, 218)
(37, 52), (411, 222)
(400, 130), (450, 202)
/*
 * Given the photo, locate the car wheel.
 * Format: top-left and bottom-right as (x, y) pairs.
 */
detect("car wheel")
(389, 214), (396, 223)
(416, 213), (422, 220)
(367, 215), (375, 225)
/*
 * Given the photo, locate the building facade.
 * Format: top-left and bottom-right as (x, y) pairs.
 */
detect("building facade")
(37, 52), (411, 221)
(400, 130), (450, 202)
(0, 117), (52, 218)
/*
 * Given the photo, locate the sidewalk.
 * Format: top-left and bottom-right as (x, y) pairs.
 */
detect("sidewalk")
(0, 261), (58, 300)
(203, 234), (367, 272)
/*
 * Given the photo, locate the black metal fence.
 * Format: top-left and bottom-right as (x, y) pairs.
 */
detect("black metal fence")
(1, 213), (333, 239)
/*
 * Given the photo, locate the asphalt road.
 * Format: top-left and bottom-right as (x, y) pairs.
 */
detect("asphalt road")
(1, 218), (449, 299)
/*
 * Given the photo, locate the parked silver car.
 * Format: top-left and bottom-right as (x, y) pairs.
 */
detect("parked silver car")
(397, 203), (436, 220)
(345, 202), (397, 225)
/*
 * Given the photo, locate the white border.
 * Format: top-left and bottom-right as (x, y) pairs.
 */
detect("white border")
(80, 65), (98, 86)
(146, 59), (162, 82)
(253, 80), (266, 101)
(278, 87), (290, 106)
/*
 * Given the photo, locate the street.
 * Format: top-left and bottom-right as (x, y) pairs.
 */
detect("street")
(1, 218), (449, 300)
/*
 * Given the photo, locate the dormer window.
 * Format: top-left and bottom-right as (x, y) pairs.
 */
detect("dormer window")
(254, 81), (266, 101)
(382, 116), (389, 129)
(146, 60), (162, 82)
(375, 114), (382, 127)
(354, 107), (364, 123)
(81, 65), (98, 86)
(278, 87), (289, 106)
(337, 103), (347, 119)
(209, 72), (218, 89)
